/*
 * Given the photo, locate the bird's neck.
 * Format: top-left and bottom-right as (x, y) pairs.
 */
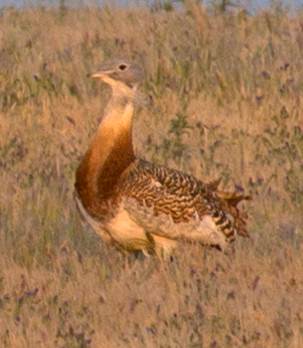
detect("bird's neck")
(76, 94), (136, 204)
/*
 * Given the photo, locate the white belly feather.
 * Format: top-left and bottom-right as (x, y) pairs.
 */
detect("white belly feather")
(75, 195), (227, 254)
(75, 196), (112, 243)
(75, 196), (151, 252)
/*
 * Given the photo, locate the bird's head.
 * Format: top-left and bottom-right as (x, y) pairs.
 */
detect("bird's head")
(91, 59), (144, 101)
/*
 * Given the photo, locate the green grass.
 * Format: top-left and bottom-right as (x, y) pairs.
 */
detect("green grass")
(0, 4), (302, 347)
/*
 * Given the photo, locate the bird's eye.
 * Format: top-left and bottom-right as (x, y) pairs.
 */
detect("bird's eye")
(118, 64), (128, 71)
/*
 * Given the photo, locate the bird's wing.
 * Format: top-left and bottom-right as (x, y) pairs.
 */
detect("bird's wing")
(118, 159), (247, 244)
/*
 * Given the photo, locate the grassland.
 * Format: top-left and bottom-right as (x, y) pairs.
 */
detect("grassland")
(0, 2), (303, 347)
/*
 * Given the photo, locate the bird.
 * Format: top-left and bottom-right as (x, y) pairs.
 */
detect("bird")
(74, 58), (250, 258)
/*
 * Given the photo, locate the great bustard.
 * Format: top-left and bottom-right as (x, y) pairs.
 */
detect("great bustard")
(75, 59), (250, 257)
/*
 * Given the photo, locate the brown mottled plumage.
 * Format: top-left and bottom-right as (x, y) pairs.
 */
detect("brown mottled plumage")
(75, 59), (250, 257)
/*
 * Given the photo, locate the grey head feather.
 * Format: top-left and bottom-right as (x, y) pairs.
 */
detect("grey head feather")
(97, 58), (144, 88)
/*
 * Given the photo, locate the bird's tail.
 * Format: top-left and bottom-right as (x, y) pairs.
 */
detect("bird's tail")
(207, 178), (251, 238)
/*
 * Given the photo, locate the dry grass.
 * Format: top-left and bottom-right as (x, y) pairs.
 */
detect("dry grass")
(0, 3), (303, 347)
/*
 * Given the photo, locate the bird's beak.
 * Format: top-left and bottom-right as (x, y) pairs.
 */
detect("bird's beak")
(90, 69), (113, 79)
